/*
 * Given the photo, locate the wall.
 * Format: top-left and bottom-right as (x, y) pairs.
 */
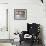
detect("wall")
(0, 4), (9, 39)
(0, 0), (8, 3)
(0, 1), (12, 46)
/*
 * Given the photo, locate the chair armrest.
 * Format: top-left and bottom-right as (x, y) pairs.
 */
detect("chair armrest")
(22, 31), (28, 35)
(19, 31), (27, 41)
(19, 34), (24, 41)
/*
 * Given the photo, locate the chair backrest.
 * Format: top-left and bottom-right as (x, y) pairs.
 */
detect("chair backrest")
(27, 23), (40, 35)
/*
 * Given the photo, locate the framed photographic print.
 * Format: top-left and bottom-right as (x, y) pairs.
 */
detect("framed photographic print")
(14, 9), (27, 20)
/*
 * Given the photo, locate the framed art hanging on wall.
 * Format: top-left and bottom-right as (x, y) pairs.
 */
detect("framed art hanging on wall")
(14, 9), (27, 20)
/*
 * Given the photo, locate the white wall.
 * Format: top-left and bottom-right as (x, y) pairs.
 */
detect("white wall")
(0, 0), (8, 3)
(0, 4), (9, 39)
(0, 2), (12, 46)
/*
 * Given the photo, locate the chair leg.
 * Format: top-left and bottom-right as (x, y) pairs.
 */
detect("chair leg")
(30, 39), (34, 46)
(20, 41), (21, 45)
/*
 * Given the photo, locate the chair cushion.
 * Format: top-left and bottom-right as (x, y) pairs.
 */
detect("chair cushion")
(24, 34), (32, 38)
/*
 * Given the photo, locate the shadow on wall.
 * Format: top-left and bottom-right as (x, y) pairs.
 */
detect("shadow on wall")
(40, 25), (45, 46)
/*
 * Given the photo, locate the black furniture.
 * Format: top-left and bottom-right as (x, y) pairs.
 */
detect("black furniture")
(19, 23), (41, 46)
(41, 0), (43, 3)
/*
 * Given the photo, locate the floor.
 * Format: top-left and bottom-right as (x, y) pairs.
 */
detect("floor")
(0, 43), (13, 46)
(19, 41), (43, 46)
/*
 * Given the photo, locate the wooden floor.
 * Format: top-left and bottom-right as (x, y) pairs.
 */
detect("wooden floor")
(19, 41), (43, 46)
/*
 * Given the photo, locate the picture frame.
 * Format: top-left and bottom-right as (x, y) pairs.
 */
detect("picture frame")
(14, 9), (27, 20)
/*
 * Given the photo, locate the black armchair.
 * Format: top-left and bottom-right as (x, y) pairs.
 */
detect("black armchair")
(19, 23), (40, 45)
